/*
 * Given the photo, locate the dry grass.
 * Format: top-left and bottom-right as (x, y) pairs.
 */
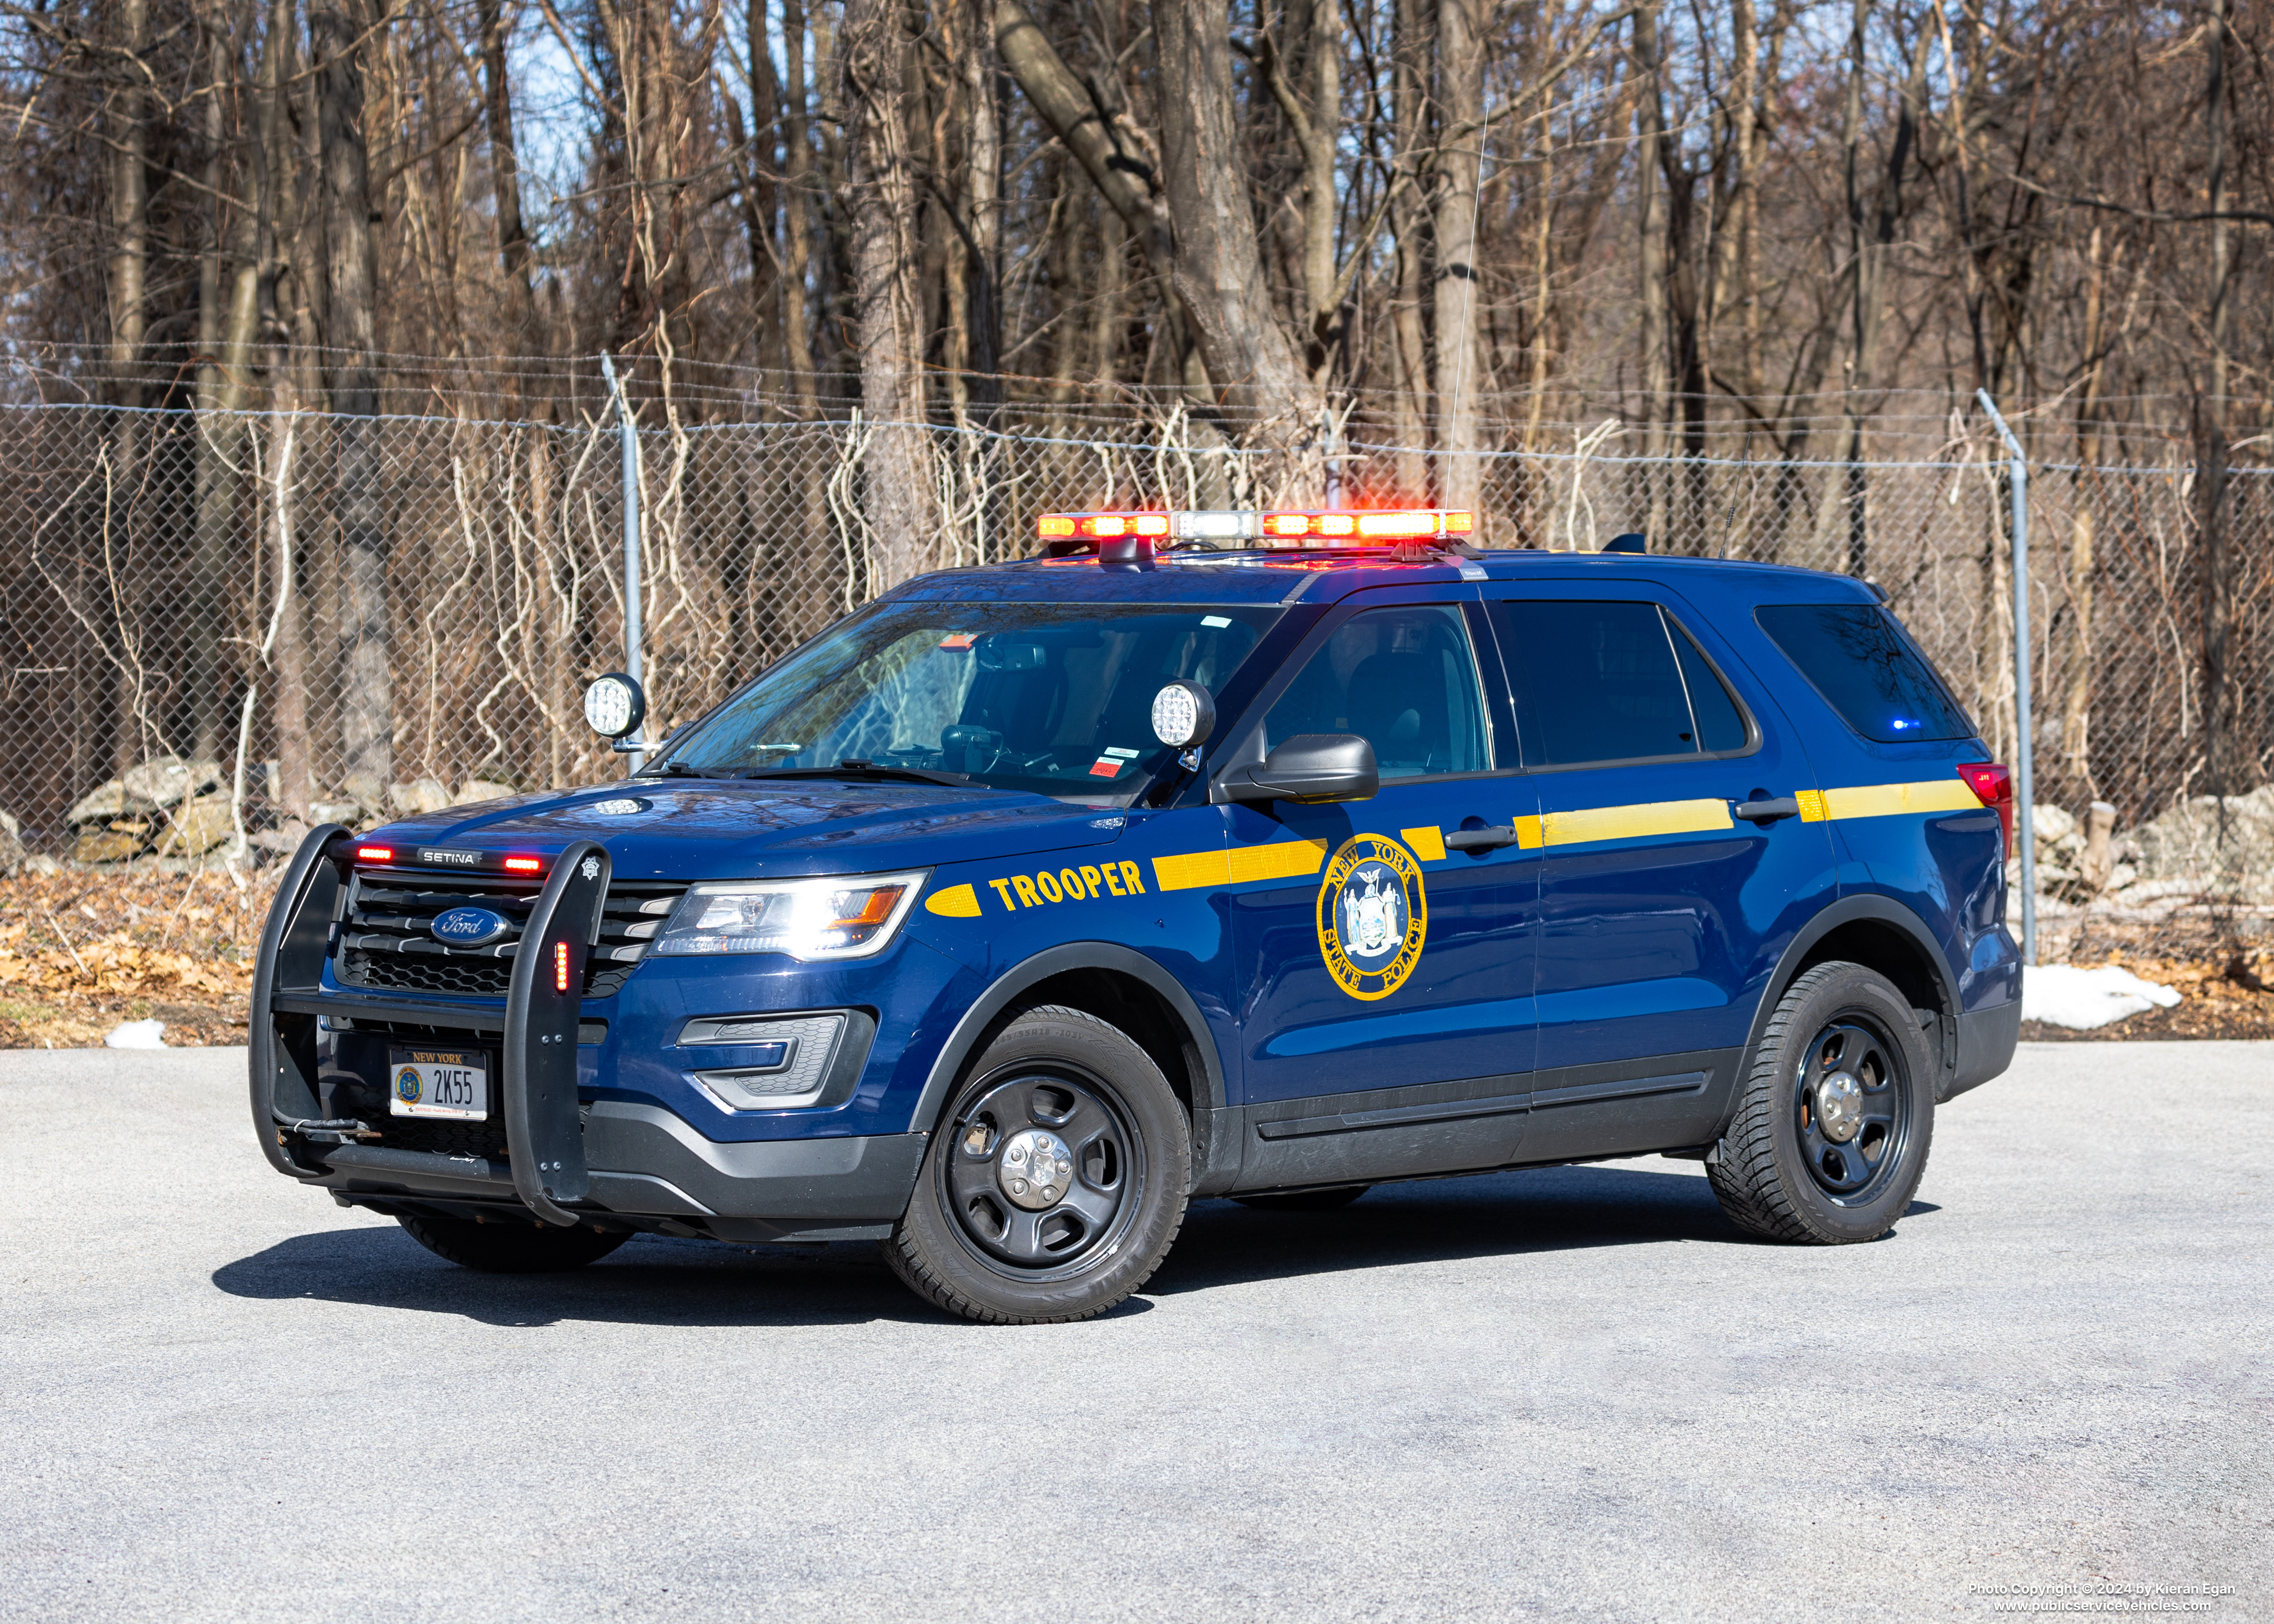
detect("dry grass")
(0, 868), (275, 1048)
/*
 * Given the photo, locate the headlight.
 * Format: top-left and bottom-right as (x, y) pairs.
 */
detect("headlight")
(650, 871), (926, 961)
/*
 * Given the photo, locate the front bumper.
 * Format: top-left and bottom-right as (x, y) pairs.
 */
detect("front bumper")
(250, 826), (924, 1242)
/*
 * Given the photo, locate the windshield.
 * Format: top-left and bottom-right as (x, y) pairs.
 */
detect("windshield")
(652, 602), (1278, 800)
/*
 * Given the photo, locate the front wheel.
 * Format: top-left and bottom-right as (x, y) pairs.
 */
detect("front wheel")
(887, 1006), (1190, 1324)
(1707, 962), (1935, 1244)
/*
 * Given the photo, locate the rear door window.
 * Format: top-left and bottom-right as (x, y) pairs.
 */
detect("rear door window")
(1754, 603), (1974, 744)
(1487, 600), (1753, 769)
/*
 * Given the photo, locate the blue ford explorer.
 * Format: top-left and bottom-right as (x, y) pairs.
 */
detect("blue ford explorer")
(251, 511), (2023, 1323)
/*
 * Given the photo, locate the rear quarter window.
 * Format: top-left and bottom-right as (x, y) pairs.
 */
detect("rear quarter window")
(1754, 603), (1974, 744)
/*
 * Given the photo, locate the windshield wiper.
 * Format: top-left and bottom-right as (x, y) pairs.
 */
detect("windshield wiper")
(643, 760), (737, 779)
(740, 760), (975, 789)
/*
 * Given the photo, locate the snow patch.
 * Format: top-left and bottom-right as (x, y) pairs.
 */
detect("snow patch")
(104, 1019), (168, 1049)
(2022, 965), (2181, 1031)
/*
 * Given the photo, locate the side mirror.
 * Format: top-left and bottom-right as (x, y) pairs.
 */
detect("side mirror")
(1151, 680), (1216, 749)
(1218, 733), (1378, 805)
(584, 672), (647, 740)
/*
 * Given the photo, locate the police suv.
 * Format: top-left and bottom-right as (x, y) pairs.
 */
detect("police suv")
(250, 509), (2022, 1324)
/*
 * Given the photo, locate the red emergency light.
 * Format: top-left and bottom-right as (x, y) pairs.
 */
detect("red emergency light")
(356, 845), (394, 864)
(504, 855), (545, 874)
(1035, 512), (1172, 540)
(1033, 508), (1476, 548)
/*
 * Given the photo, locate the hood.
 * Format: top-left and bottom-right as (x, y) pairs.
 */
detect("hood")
(363, 779), (1128, 880)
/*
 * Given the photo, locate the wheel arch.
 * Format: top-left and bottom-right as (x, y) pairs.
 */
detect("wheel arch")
(908, 943), (1231, 1156)
(1740, 894), (1962, 1106)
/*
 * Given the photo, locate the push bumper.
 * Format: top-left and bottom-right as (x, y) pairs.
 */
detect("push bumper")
(249, 827), (924, 1242)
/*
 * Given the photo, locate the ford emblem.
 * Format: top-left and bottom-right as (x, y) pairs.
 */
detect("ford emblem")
(431, 905), (511, 948)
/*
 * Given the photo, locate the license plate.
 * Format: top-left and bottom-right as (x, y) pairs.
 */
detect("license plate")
(388, 1047), (489, 1120)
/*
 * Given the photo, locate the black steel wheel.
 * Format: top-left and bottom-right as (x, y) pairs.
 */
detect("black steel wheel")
(887, 1006), (1189, 1323)
(1707, 961), (1935, 1244)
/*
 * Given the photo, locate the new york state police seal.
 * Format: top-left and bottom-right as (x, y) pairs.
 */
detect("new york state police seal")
(1316, 833), (1428, 1000)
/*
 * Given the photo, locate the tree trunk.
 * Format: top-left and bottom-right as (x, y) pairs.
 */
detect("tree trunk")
(2198, 0), (2235, 798)
(780, 0), (823, 416)
(1432, 0), (1484, 516)
(315, 0), (392, 806)
(190, 1), (246, 762)
(1154, 0), (1323, 490)
(1633, 0), (1669, 541)
(1388, 0), (1430, 494)
(842, 0), (938, 588)
(476, 0), (539, 358)
(107, 0), (152, 772)
(256, 0), (313, 817)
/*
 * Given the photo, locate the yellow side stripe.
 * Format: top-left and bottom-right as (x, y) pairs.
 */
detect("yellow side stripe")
(1801, 780), (1981, 821)
(1152, 838), (1329, 893)
(1400, 825), (1447, 862)
(1148, 780), (1981, 893)
(1540, 797), (1733, 846)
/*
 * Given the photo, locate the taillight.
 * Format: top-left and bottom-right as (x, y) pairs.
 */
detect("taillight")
(1957, 762), (2014, 851)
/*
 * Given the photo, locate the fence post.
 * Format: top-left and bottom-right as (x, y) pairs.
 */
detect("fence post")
(1977, 389), (2037, 967)
(601, 355), (644, 773)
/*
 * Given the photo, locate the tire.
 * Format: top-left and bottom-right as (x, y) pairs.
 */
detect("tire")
(1235, 1185), (1371, 1212)
(887, 1005), (1190, 1325)
(1707, 961), (1936, 1244)
(397, 1210), (631, 1273)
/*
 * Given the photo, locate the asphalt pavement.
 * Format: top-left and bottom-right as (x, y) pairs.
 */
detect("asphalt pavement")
(3, 1042), (2268, 1622)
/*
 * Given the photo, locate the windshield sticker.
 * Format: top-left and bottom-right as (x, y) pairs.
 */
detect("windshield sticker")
(1088, 758), (1124, 778)
(1317, 834), (1428, 1001)
(1202, 615), (1233, 628)
(938, 633), (975, 649)
(1103, 747), (1141, 758)
(987, 862), (1147, 911)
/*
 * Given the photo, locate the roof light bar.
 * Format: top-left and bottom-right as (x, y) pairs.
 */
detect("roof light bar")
(1033, 509), (1476, 548)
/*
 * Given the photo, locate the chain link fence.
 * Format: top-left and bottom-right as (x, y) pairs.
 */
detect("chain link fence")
(2, 399), (2268, 959)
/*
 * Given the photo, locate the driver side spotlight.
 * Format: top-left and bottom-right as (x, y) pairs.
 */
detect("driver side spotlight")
(582, 671), (647, 740)
(1150, 680), (1216, 751)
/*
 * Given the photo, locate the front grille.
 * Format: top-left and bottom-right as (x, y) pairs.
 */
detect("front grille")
(335, 870), (687, 999)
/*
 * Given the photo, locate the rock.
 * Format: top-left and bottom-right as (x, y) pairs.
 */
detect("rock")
(159, 794), (236, 856)
(251, 822), (312, 855)
(0, 807), (23, 874)
(454, 779), (519, 806)
(71, 829), (144, 864)
(2031, 803), (2077, 844)
(341, 772), (387, 813)
(2079, 801), (2117, 891)
(308, 800), (366, 827)
(64, 779), (158, 826)
(389, 777), (452, 816)
(23, 854), (62, 875)
(123, 756), (221, 809)
(104, 1019), (168, 1049)
(2118, 784), (2274, 901)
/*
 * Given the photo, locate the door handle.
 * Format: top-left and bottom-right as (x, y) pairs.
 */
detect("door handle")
(1731, 796), (1800, 822)
(1444, 824), (1523, 851)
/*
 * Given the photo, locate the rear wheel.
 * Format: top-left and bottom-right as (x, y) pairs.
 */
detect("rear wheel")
(887, 1006), (1189, 1324)
(397, 1210), (630, 1273)
(1235, 1186), (1370, 1212)
(1707, 961), (1935, 1244)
